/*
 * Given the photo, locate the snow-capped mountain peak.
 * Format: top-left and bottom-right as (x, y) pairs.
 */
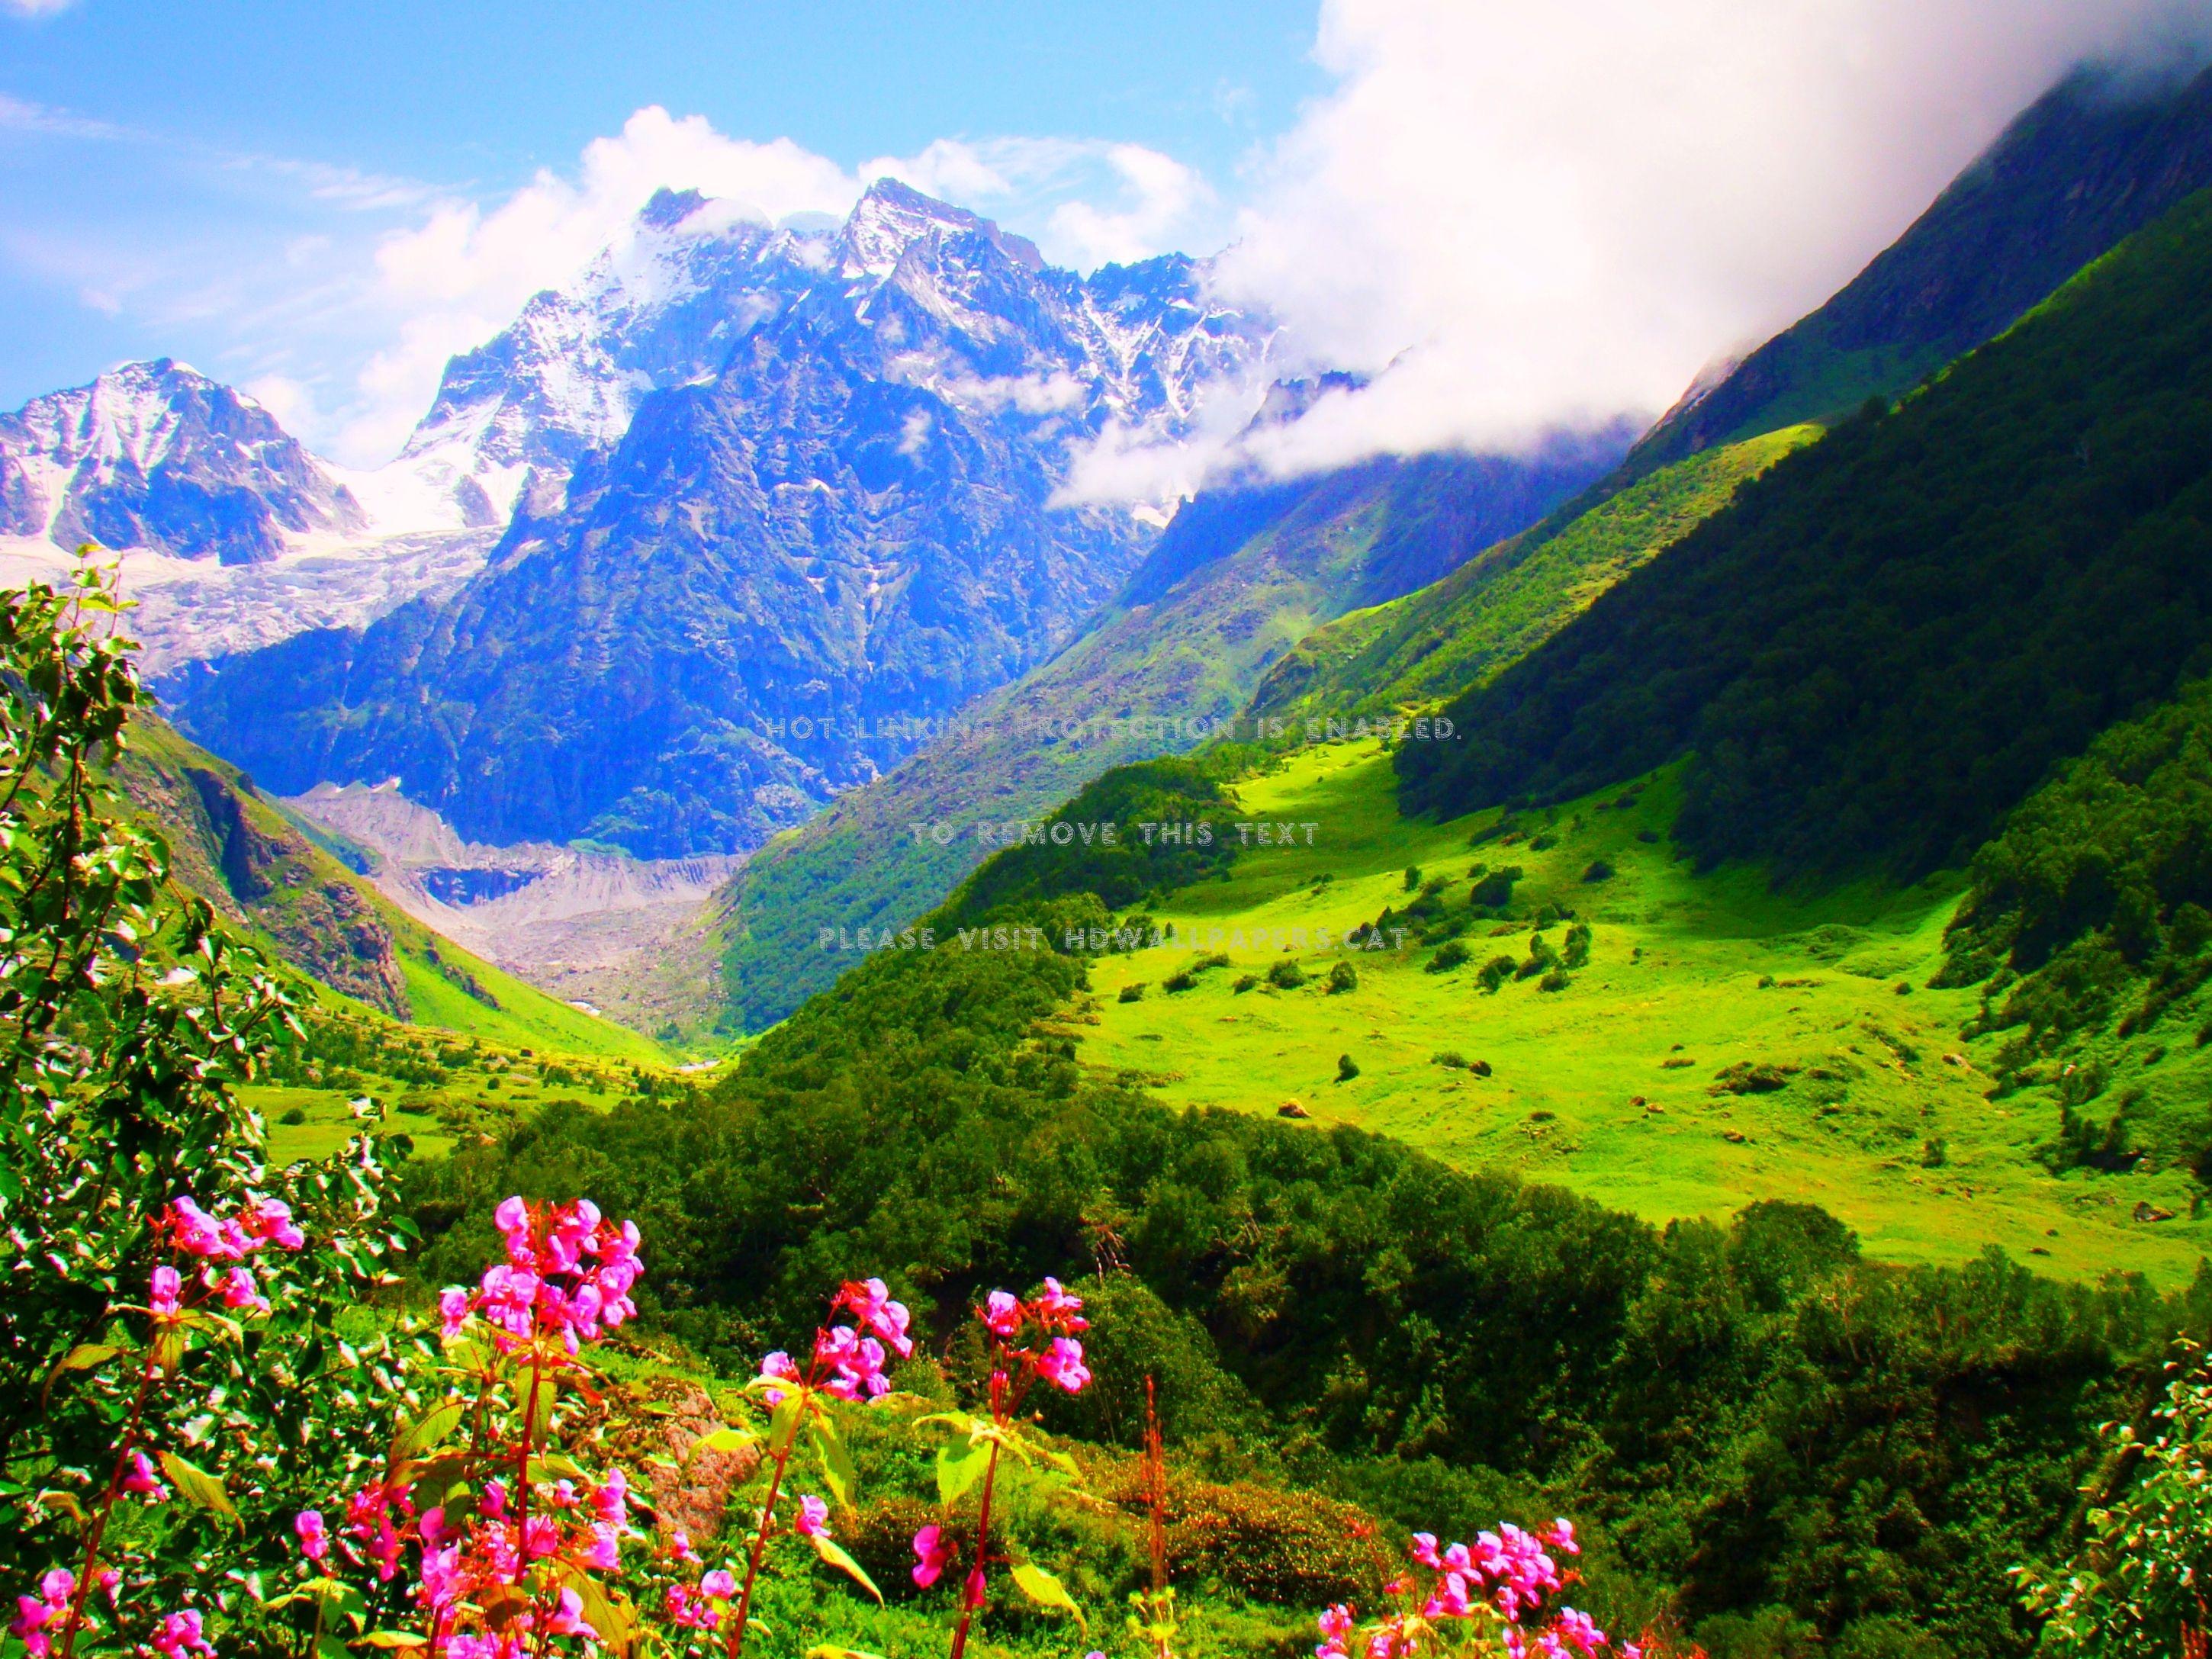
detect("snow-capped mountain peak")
(834, 175), (1043, 281)
(0, 358), (365, 564)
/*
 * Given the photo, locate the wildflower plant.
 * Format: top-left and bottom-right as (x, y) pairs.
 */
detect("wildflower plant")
(1311, 1519), (1636, 1659)
(914, 1278), (1095, 1658)
(2, 565), (420, 1655)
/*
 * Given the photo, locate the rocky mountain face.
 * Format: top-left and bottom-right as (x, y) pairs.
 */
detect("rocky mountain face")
(172, 179), (1276, 857)
(1632, 59), (2212, 471)
(0, 359), (366, 564)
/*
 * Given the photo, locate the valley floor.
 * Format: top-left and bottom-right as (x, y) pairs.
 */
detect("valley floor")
(1068, 742), (2208, 1283)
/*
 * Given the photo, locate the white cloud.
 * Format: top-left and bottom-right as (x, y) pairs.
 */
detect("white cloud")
(2, 0), (79, 16)
(1198, 0), (2212, 478)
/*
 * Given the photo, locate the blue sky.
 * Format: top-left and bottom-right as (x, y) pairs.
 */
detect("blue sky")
(0, 1), (1325, 454)
(2, 0), (2189, 477)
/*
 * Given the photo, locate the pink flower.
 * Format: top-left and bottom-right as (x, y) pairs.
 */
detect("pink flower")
(245, 1199), (306, 1251)
(149, 1265), (182, 1320)
(1410, 1533), (1442, 1568)
(438, 1287), (470, 1338)
(1552, 1608), (1607, 1657)
(581, 1522), (621, 1571)
(699, 1570), (735, 1600)
(11, 1570), (73, 1659)
(669, 1530), (702, 1567)
(217, 1267), (268, 1315)
(123, 1448), (168, 1500)
(844, 1278), (916, 1358)
(912, 1522), (953, 1588)
(1035, 1276), (1088, 1331)
(151, 1609), (214, 1658)
(1037, 1336), (1090, 1394)
(755, 1349), (802, 1405)
(795, 1494), (830, 1539)
(522, 1516), (560, 1560)
(1544, 1518), (1579, 1556)
(544, 1586), (594, 1639)
(480, 1479), (507, 1518)
(294, 1510), (328, 1563)
(982, 1290), (1021, 1338)
(494, 1195), (532, 1251)
(664, 1585), (717, 1632)
(167, 1198), (233, 1260)
(591, 1468), (629, 1527)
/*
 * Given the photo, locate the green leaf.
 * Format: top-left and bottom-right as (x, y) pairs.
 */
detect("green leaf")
(1011, 1561), (1086, 1631)
(53, 1342), (122, 1374)
(693, 1426), (759, 1456)
(806, 1646), (889, 1659)
(809, 1533), (884, 1603)
(527, 1452), (590, 1483)
(158, 1450), (238, 1528)
(811, 1416), (858, 1510)
(390, 1400), (465, 1464)
(150, 1325), (188, 1374)
(526, 1377), (555, 1446)
(559, 1570), (635, 1650)
(356, 1633), (428, 1649)
(937, 1440), (992, 1506)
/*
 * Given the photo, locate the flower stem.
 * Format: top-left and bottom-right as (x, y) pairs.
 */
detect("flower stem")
(946, 1437), (1004, 1659)
(59, 1331), (159, 1659)
(727, 1400), (798, 1658)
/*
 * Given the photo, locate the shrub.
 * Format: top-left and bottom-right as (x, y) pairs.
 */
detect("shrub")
(1427, 940), (1474, 974)
(1582, 859), (1616, 883)
(278, 1105), (307, 1125)
(1120, 982), (1146, 1003)
(1479, 954), (1519, 993)
(1268, 960), (1309, 990)
(1336, 1053), (1362, 1082)
(1327, 960), (1358, 995)
(1163, 970), (1197, 993)
(1404, 866), (1423, 891)
(1433, 1051), (1471, 1069)
(1233, 974), (1258, 993)
(1468, 866), (1523, 909)
(1563, 921), (1593, 969)
(1539, 970), (1571, 992)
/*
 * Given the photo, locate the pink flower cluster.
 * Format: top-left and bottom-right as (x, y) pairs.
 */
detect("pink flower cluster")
(755, 1276), (915, 1404)
(1409, 1519), (1574, 1623)
(1317, 1519), (1638, 1659)
(307, 1466), (633, 1655)
(10, 1570), (76, 1658)
(977, 1276), (1091, 1395)
(438, 1196), (641, 1355)
(143, 1194), (304, 1325)
(663, 1567), (738, 1632)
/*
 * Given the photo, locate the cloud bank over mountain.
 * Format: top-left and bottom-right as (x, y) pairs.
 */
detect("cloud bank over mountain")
(1175, 0), (2212, 482)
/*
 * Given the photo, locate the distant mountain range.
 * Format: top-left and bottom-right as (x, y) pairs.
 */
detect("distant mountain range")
(165, 178), (1278, 856)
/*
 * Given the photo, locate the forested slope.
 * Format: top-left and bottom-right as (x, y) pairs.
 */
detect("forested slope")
(1399, 186), (2212, 880)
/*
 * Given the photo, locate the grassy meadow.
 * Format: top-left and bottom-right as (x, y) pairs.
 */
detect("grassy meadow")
(1069, 741), (2207, 1283)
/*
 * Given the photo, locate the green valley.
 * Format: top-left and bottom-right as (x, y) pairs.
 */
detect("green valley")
(1063, 740), (2205, 1281)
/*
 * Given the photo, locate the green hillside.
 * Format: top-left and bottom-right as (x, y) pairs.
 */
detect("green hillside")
(1054, 741), (2205, 1283)
(1400, 184), (2212, 881)
(119, 714), (667, 1065)
(1249, 426), (1817, 725)
(717, 449), (1613, 1031)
